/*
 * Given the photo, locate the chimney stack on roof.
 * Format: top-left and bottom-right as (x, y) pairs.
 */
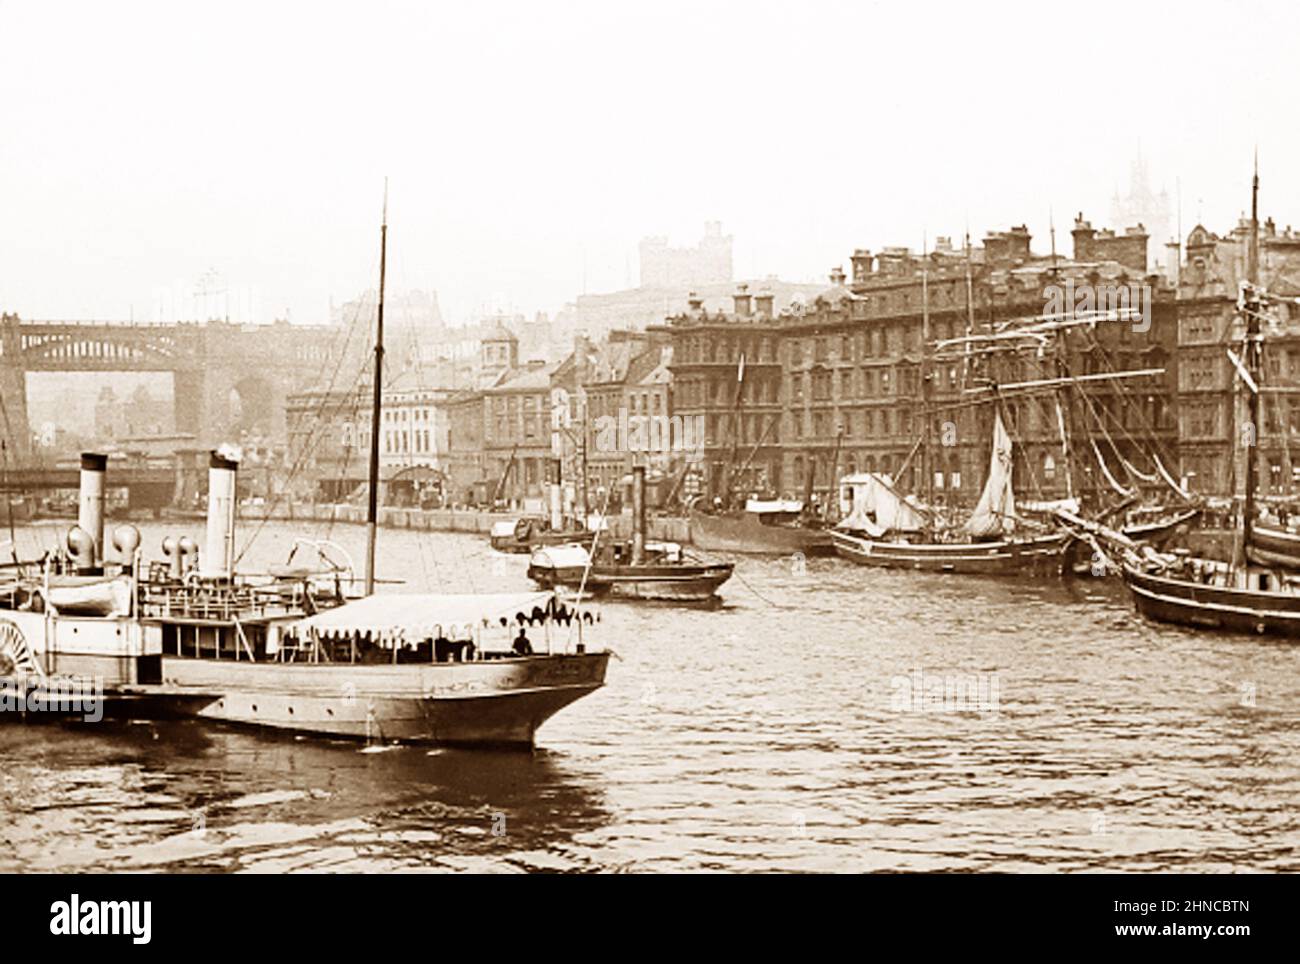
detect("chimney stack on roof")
(732, 283), (752, 317)
(1071, 214), (1097, 261)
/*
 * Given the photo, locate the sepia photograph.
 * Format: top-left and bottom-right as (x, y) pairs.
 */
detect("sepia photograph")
(0, 0), (1292, 933)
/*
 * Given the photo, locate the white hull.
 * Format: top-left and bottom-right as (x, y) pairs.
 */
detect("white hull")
(159, 652), (610, 746)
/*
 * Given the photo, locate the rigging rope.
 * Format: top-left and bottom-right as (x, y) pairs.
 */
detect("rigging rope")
(234, 297), (370, 565)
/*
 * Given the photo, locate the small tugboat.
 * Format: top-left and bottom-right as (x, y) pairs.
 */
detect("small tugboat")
(529, 466), (733, 601)
(488, 461), (595, 553)
(488, 516), (594, 554)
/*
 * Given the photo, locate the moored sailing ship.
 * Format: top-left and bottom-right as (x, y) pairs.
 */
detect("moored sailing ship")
(1108, 165), (1300, 638)
(831, 410), (1073, 575)
(1243, 518), (1300, 570)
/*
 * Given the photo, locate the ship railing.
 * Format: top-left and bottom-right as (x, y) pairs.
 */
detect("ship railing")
(136, 581), (307, 623)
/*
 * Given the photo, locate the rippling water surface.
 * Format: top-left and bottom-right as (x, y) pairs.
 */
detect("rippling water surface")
(2, 518), (1298, 872)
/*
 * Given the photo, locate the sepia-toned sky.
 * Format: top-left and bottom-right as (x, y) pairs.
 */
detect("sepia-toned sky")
(1, 0), (1295, 326)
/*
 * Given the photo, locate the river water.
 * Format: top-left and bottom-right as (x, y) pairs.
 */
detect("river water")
(1, 518), (1298, 873)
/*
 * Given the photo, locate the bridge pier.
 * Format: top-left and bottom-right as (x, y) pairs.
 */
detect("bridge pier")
(172, 365), (207, 440)
(0, 313), (32, 458)
(0, 314), (361, 464)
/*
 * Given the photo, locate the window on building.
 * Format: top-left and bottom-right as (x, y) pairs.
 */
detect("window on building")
(1184, 356), (1218, 390)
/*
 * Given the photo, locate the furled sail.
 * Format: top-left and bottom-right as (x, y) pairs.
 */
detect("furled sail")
(1153, 453), (1193, 501)
(1116, 449), (1158, 484)
(1092, 439), (1134, 497)
(965, 410), (1016, 537)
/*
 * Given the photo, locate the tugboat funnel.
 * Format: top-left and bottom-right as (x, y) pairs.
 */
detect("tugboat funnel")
(77, 452), (107, 570)
(549, 458), (564, 531)
(202, 448), (239, 581)
(632, 464), (646, 565)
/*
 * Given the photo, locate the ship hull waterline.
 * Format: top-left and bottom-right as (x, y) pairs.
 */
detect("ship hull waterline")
(1245, 522), (1300, 570)
(154, 651), (611, 747)
(0, 677), (220, 724)
(527, 563), (733, 602)
(1121, 563), (1300, 639)
(831, 529), (1073, 576)
(689, 509), (835, 556)
(1122, 508), (1202, 549)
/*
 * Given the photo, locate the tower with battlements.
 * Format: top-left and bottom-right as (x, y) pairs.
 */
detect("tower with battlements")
(638, 222), (733, 289)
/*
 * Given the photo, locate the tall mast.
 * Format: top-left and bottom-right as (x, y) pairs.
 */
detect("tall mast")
(921, 233), (933, 509)
(960, 230), (976, 509)
(1048, 208), (1058, 277)
(962, 227), (975, 386)
(364, 180), (388, 595)
(724, 349), (745, 506)
(1242, 156), (1261, 559)
(1047, 208), (1075, 502)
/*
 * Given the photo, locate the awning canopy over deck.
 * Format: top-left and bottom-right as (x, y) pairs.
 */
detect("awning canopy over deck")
(291, 591), (558, 641)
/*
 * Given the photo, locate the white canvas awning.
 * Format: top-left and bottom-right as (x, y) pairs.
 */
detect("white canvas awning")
(838, 472), (926, 534)
(291, 592), (557, 642)
(745, 498), (803, 514)
(1019, 498), (1080, 515)
(530, 544), (591, 569)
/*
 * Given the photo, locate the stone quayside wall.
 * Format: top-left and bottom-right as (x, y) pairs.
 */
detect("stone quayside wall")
(237, 502), (694, 544)
(235, 503), (1237, 562)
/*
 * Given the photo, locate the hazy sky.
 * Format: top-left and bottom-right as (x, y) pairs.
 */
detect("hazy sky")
(2, 0), (1295, 326)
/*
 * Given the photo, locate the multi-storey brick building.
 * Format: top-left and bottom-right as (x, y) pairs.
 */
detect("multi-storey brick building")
(579, 330), (658, 508)
(668, 220), (1180, 509)
(283, 383), (371, 502)
(668, 285), (785, 499)
(442, 388), (487, 505)
(444, 364), (558, 507)
(481, 360), (558, 504)
(1175, 217), (1300, 497)
(593, 332), (676, 504)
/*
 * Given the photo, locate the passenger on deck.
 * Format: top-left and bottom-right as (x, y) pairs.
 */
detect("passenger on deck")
(512, 627), (534, 656)
(434, 635), (454, 662)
